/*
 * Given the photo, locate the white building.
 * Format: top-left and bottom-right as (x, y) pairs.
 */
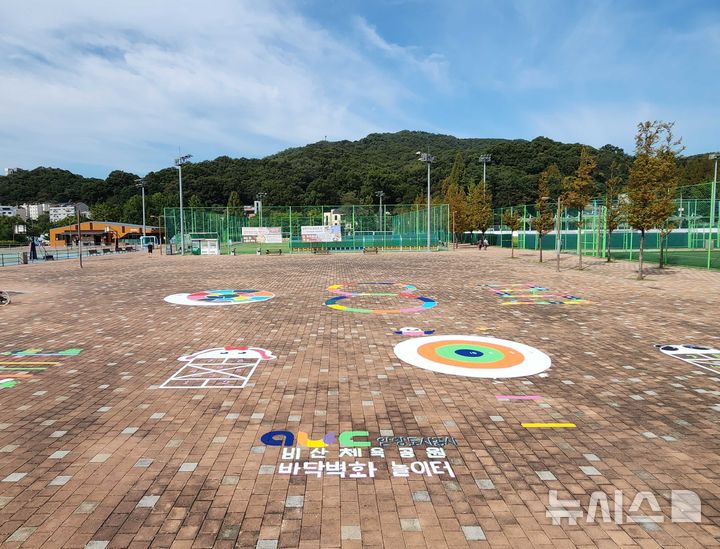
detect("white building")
(49, 202), (89, 222)
(4, 167), (20, 176)
(323, 209), (342, 226)
(0, 205), (18, 217)
(23, 203), (51, 220)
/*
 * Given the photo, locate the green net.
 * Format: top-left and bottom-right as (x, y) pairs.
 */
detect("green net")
(162, 204), (450, 254)
(486, 180), (720, 270)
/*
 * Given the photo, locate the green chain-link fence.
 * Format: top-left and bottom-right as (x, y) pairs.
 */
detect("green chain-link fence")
(485, 181), (720, 270)
(162, 204), (450, 254)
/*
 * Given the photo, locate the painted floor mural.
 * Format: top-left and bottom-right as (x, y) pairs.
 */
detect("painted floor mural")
(393, 335), (551, 378)
(159, 346), (276, 389)
(324, 282), (437, 313)
(656, 344), (720, 375)
(0, 348), (83, 389)
(393, 327), (435, 337)
(481, 283), (590, 305)
(164, 289), (275, 306)
(1, 248), (718, 548)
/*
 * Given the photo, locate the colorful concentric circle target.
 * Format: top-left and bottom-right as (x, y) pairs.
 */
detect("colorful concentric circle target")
(324, 294), (436, 314)
(164, 289), (274, 306)
(324, 282), (436, 314)
(393, 335), (551, 378)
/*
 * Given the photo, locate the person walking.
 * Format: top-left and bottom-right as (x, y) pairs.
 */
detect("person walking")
(29, 237), (38, 261)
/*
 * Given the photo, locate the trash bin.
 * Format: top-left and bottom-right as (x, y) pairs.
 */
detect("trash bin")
(147, 243), (154, 254)
(22, 252), (28, 264)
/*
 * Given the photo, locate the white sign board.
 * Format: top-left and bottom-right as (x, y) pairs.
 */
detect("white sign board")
(301, 225), (342, 242)
(242, 227), (282, 243)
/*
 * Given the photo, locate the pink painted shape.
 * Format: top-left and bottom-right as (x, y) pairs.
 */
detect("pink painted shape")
(495, 395), (542, 401)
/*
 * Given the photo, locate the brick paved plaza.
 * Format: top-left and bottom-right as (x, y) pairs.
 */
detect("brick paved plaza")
(1, 248), (719, 548)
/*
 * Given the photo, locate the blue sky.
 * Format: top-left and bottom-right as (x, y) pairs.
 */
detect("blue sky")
(0, 0), (718, 178)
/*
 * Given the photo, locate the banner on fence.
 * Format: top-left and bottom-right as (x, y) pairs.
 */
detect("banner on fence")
(301, 225), (342, 242)
(241, 227), (283, 244)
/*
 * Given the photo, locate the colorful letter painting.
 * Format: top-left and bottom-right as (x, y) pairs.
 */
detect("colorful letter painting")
(160, 346), (276, 389)
(656, 344), (720, 376)
(393, 335), (551, 378)
(0, 348), (83, 390)
(481, 284), (590, 305)
(324, 282), (437, 314)
(393, 327), (436, 337)
(164, 289), (274, 306)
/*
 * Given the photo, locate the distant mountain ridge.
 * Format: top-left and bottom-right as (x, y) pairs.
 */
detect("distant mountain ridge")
(0, 131), (714, 218)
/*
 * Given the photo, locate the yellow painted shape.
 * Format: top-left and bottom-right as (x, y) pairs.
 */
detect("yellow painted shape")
(297, 431), (328, 448)
(522, 423), (576, 428)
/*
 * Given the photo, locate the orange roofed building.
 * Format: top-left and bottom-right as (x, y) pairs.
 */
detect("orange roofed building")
(49, 221), (160, 247)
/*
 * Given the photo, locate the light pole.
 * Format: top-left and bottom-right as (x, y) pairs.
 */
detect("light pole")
(416, 151), (434, 251)
(375, 191), (385, 233)
(174, 154), (192, 255)
(479, 154), (492, 188)
(135, 178), (146, 241)
(708, 153), (719, 269)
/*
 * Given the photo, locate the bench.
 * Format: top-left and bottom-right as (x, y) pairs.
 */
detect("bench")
(363, 247), (380, 254)
(88, 249), (99, 256)
(312, 247), (330, 255)
(124, 246), (134, 253)
(102, 248), (113, 255)
(265, 249), (283, 255)
(44, 254), (54, 261)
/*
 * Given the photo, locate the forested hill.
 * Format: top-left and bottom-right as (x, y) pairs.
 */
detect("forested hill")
(0, 131), (715, 224)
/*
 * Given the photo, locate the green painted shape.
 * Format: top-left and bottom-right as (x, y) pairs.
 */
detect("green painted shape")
(0, 380), (18, 389)
(435, 344), (504, 363)
(57, 348), (83, 355)
(0, 367), (47, 371)
(338, 431), (371, 447)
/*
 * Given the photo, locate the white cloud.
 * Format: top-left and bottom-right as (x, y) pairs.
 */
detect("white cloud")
(0, 0), (417, 176)
(353, 16), (448, 87)
(528, 102), (658, 153)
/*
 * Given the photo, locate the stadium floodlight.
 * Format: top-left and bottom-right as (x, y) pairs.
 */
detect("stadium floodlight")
(174, 154), (192, 255)
(417, 151), (435, 251)
(479, 154), (492, 188)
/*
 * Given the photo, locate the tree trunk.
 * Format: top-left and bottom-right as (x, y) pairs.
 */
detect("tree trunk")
(658, 233), (665, 269)
(539, 233), (543, 262)
(606, 229), (613, 262)
(638, 230), (645, 280)
(578, 211), (583, 270)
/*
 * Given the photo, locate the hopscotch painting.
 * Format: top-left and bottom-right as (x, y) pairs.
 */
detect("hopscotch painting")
(656, 344), (720, 376)
(160, 346), (276, 389)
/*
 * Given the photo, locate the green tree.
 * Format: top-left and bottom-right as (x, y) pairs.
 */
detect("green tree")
(533, 169), (556, 262)
(561, 146), (596, 269)
(627, 121), (683, 279)
(227, 191), (242, 210)
(188, 194), (203, 208)
(445, 180), (468, 245)
(501, 209), (521, 258)
(441, 152), (465, 196)
(90, 202), (122, 222)
(466, 181), (493, 244)
(604, 164), (625, 262)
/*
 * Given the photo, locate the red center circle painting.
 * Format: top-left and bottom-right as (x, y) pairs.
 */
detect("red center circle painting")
(393, 335), (551, 378)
